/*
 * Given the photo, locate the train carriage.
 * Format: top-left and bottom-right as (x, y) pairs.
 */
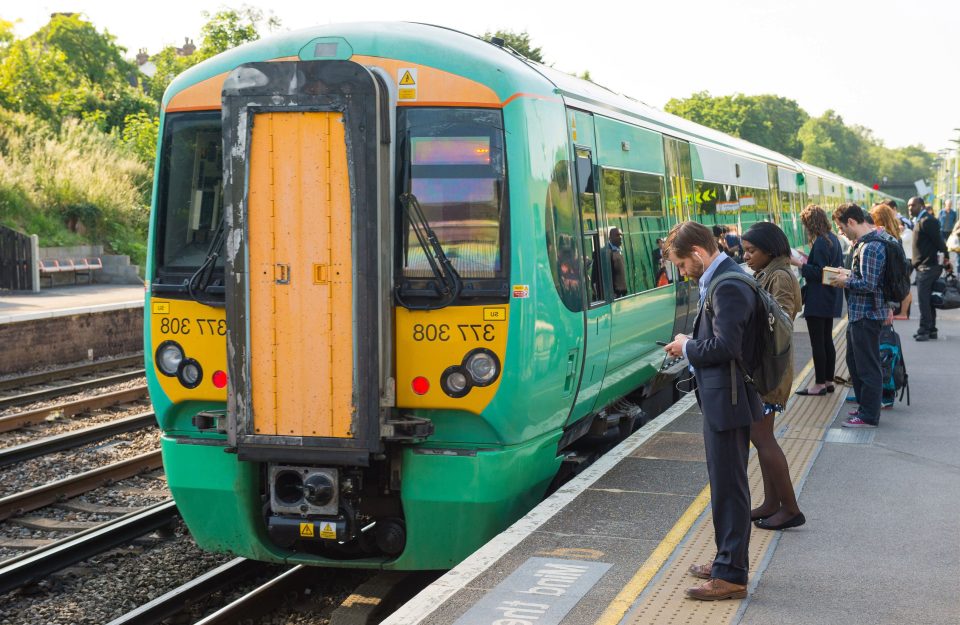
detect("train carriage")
(146, 22), (902, 570)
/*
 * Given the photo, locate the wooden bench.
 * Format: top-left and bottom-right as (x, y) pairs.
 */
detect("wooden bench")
(37, 257), (102, 286)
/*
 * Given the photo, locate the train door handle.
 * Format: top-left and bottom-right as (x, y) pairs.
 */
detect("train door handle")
(275, 263), (291, 285)
(563, 349), (579, 394)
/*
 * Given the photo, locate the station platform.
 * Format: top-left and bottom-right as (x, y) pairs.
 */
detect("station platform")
(0, 284), (143, 324)
(385, 311), (960, 625)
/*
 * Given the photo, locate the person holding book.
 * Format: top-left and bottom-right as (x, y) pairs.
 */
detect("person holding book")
(790, 205), (843, 396)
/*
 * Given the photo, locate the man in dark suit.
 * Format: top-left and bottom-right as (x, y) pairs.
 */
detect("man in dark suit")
(663, 221), (763, 601)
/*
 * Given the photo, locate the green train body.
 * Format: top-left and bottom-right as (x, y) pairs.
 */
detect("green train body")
(145, 22), (902, 570)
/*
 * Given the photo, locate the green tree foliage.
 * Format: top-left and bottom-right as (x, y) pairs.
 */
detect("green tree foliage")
(664, 91), (808, 158)
(144, 6), (280, 107)
(122, 112), (161, 164)
(482, 29), (544, 63)
(798, 110), (875, 181)
(0, 14), (154, 131)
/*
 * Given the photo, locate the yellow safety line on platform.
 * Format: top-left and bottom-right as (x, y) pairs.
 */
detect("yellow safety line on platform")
(596, 317), (849, 625)
(597, 485), (712, 624)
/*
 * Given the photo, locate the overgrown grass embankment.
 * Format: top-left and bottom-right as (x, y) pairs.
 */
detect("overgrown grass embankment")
(0, 107), (151, 268)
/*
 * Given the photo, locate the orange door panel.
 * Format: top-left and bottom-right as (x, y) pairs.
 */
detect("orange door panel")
(248, 111), (354, 438)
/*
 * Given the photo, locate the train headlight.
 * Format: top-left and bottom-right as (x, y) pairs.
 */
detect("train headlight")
(156, 341), (184, 377)
(441, 367), (470, 397)
(465, 350), (499, 386)
(446, 371), (468, 392)
(177, 359), (203, 389)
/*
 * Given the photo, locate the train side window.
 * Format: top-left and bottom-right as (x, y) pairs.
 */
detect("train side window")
(544, 159), (584, 312)
(694, 180), (739, 230)
(738, 186), (771, 230)
(575, 147), (604, 305)
(601, 168), (669, 294)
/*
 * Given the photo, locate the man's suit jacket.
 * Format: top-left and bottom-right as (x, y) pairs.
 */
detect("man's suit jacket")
(686, 256), (763, 432)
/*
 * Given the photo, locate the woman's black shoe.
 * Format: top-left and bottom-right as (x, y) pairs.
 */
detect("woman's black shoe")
(795, 388), (827, 396)
(754, 512), (806, 531)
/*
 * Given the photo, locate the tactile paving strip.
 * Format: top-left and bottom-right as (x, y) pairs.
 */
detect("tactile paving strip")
(623, 337), (850, 625)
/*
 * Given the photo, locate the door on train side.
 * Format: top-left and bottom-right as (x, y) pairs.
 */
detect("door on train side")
(568, 136), (613, 422)
(662, 136), (697, 337)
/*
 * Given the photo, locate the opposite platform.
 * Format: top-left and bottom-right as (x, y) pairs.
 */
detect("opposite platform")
(0, 284), (144, 324)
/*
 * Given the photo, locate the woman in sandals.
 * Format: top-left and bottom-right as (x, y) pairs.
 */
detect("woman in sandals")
(790, 205), (844, 396)
(741, 222), (805, 530)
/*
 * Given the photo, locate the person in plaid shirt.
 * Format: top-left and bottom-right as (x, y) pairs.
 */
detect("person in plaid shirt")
(831, 204), (887, 428)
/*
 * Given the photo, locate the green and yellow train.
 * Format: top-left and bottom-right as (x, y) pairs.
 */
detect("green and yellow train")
(146, 22), (902, 569)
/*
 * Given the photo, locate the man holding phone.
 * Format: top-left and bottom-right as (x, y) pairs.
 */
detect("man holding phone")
(662, 221), (762, 601)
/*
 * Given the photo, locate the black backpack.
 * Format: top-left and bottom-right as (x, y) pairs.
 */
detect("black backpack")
(852, 234), (910, 304)
(704, 272), (794, 403)
(878, 237), (911, 303)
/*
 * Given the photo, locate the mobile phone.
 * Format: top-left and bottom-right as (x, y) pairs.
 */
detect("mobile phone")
(656, 340), (669, 346)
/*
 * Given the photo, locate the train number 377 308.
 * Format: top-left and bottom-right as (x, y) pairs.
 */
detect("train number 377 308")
(158, 317), (226, 336)
(412, 323), (495, 342)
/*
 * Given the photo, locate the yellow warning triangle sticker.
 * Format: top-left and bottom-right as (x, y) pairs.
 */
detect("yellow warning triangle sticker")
(399, 71), (416, 86)
(299, 522), (314, 538)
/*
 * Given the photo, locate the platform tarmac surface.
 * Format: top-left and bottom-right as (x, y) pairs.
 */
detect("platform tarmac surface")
(385, 309), (959, 625)
(0, 284), (144, 323)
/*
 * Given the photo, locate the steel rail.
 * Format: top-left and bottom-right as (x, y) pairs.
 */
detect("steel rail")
(0, 450), (163, 521)
(0, 369), (145, 411)
(0, 499), (179, 596)
(0, 412), (156, 468)
(0, 354), (144, 392)
(192, 565), (316, 625)
(0, 385), (148, 433)
(104, 558), (268, 625)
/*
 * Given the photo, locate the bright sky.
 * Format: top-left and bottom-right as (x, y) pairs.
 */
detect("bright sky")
(8, 0), (957, 152)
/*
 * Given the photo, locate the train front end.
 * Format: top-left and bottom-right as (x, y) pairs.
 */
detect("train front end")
(146, 26), (566, 569)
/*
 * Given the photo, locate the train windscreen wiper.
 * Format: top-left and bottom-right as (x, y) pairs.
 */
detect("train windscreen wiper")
(187, 217), (226, 307)
(395, 191), (463, 310)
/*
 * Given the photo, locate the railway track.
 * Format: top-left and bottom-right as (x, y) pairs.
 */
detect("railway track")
(0, 370), (146, 412)
(0, 385), (149, 433)
(0, 499), (179, 595)
(0, 450), (163, 521)
(0, 354), (143, 393)
(0, 412), (155, 467)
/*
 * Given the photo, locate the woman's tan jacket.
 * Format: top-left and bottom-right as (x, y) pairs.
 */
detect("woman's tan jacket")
(755, 256), (803, 407)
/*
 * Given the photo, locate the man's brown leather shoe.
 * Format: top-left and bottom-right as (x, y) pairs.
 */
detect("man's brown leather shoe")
(688, 563), (712, 579)
(685, 578), (747, 601)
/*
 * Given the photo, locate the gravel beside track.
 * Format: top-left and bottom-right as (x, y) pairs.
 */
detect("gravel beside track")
(0, 470), (169, 561)
(0, 519), (234, 625)
(0, 429), (161, 498)
(0, 400), (153, 450)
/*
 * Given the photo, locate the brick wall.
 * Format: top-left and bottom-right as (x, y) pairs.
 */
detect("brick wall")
(0, 308), (143, 375)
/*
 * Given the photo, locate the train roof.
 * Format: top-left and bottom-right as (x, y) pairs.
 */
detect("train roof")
(165, 21), (884, 199)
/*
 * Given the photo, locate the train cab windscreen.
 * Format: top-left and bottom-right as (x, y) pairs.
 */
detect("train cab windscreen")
(152, 112), (224, 297)
(396, 108), (508, 299)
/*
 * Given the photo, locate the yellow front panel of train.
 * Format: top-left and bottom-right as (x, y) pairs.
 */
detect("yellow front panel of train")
(396, 305), (509, 413)
(150, 298), (226, 403)
(248, 111), (354, 438)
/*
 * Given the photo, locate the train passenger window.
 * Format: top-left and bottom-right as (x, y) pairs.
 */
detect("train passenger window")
(545, 159), (584, 312)
(397, 108), (506, 283)
(694, 181), (739, 229)
(738, 187), (771, 229)
(155, 112), (224, 279)
(574, 148), (604, 305)
(601, 168), (669, 294)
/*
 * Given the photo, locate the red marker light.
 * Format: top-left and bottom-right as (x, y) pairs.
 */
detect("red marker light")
(412, 376), (430, 395)
(212, 370), (228, 389)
